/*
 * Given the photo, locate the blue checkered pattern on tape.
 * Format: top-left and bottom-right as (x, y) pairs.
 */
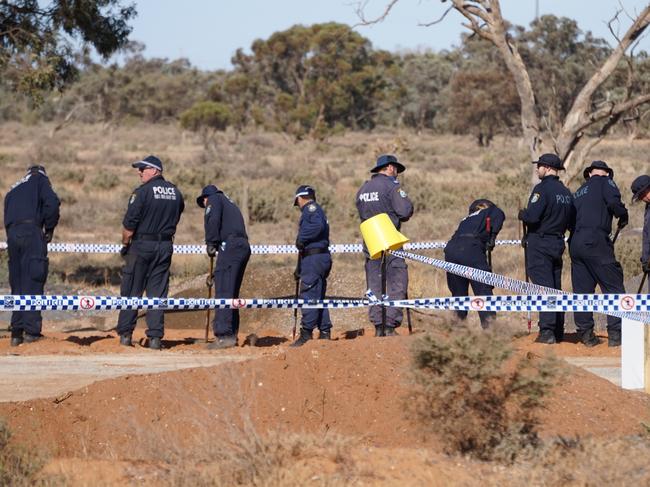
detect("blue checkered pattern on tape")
(392, 249), (650, 322)
(1, 294), (649, 320)
(0, 240), (524, 255)
(0, 295), (370, 311)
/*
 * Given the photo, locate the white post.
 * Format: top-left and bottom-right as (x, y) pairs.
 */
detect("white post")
(621, 318), (646, 389)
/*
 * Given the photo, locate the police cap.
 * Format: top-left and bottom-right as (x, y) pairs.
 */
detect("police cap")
(132, 155), (163, 172)
(582, 160), (614, 180)
(27, 165), (47, 176)
(469, 199), (494, 213)
(370, 154), (406, 174)
(531, 153), (564, 170)
(196, 184), (220, 208)
(294, 185), (315, 206)
(631, 175), (650, 203)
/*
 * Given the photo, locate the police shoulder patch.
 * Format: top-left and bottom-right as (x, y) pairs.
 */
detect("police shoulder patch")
(205, 205), (212, 215)
(608, 179), (617, 188)
(399, 189), (408, 198)
(129, 193), (136, 205)
(530, 193), (540, 203)
(308, 203), (317, 212)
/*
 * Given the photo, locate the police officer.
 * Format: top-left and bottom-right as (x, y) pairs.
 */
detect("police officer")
(570, 160), (628, 347)
(116, 155), (184, 350)
(444, 199), (505, 328)
(4, 165), (60, 346)
(356, 154), (414, 336)
(291, 185), (332, 347)
(518, 153), (574, 344)
(196, 184), (251, 349)
(631, 175), (650, 287)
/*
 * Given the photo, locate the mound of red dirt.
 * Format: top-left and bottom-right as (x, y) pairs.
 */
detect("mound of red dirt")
(0, 330), (648, 461)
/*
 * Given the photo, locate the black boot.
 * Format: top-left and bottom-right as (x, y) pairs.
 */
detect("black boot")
(207, 335), (237, 350)
(554, 328), (565, 343)
(119, 333), (133, 347)
(384, 326), (397, 337)
(318, 330), (331, 340)
(374, 326), (385, 337)
(23, 333), (43, 344)
(290, 328), (312, 347)
(579, 329), (601, 347)
(535, 330), (556, 344)
(148, 337), (162, 350)
(10, 333), (23, 347)
(607, 329), (621, 347)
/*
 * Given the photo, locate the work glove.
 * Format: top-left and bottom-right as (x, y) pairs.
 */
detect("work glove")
(618, 214), (629, 230)
(293, 266), (301, 281)
(486, 234), (496, 252)
(206, 244), (217, 257)
(43, 229), (54, 243)
(295, 239), (305, 251)
(642, 260), (650, 273)
(119, 244), (130, 257)
(517, 209), (526, 221)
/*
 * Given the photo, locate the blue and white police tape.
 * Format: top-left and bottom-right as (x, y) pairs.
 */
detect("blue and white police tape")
(0, 239), (524, 255)
(0, 295), (370, 311)
(1, 293), (650, 317)
(391, 249), (650, 323)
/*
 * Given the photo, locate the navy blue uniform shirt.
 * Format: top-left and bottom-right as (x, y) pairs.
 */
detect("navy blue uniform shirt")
(297, 200), (329, 250)
(123, 175), (184, 235)
(448, 205), (505, 249)
(573, 175), (628, 235)
(204, 190), (248, 244)
(4, 170), (60, 231)
(356, 173), (413, 229)
(520, 175), (574, 236)
(641, 203), (650, 262)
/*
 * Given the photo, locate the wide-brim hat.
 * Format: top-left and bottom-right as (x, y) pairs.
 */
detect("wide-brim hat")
(531, 153), (564, 170)
(583, 160), (613, 180)
(294, 185), (315, 206)
(631, 175), (650, 203)
(370, 154), (405, 174)
(196, 184), (219, 208)
(132, 155), (163, 172)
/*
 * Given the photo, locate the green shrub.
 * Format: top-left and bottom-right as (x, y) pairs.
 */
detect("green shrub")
(410, 330), (559, 463)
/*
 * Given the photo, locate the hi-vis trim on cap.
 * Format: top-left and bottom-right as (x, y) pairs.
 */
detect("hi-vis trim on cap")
(133, 160), (162, 171)
(295, 189), (313, 198)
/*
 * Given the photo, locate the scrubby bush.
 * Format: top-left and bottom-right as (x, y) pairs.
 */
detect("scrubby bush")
(0, 420), (47, 486)
(410, 330), (559, 463)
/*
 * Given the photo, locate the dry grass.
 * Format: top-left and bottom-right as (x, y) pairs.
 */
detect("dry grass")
(0, 420), (58, 486)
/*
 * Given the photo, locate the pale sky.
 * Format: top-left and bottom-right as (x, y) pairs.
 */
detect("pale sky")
(117, 0), (650, 70)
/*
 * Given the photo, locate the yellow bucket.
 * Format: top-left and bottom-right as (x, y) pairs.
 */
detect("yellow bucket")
(360, 213), (410, 260)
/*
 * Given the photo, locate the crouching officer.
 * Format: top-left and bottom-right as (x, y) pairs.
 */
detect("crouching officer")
(356, 154), (414, 337)
(571, 161), (628, 347)
(518, 154), (574, 344)
(630, 175), (650, 288)
(4, 165), (60, 346)
(197, 184), (251, 349)
(444, 199), (505, 328)
(116, 156), (184, 350)
(291, 185), (332, 347)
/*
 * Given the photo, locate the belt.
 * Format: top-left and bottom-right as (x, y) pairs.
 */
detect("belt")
(301, 247), (330, 257)
(456, 233), (478, 238)
(224, 234), (248, 240)
(528, 232), (564, 238)
(132, 233), (174, 242)
(7, 219), (36, 229)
